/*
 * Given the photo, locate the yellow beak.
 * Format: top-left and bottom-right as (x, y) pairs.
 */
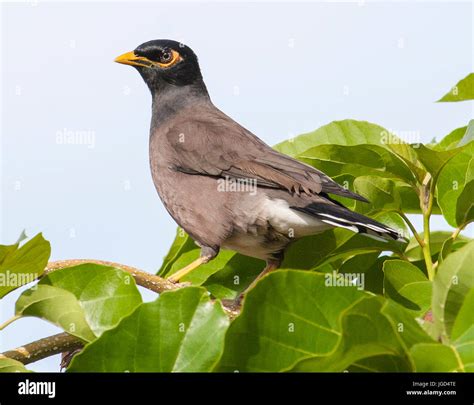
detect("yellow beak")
(114, 51), (154, 68)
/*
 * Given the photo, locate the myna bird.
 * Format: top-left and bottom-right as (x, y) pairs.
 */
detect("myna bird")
(115, 39), (404, 295)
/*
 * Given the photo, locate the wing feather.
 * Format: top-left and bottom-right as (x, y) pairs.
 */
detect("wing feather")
(166, 107), (368, 202)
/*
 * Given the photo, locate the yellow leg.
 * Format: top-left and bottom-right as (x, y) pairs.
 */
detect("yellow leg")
(168, 257), (207, 283)
(242, 261), (280, 295)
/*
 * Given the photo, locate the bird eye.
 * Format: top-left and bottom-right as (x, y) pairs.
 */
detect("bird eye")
(160, 51), (173, 63)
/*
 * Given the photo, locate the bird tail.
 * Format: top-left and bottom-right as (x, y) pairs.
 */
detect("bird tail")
(291, 203), (407, 243)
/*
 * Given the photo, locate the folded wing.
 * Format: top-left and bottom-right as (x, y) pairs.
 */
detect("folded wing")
(166, 107), (369, 202)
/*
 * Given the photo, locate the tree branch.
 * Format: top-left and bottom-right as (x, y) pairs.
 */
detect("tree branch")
(45, 259), (240, 317)
(45, 259), (178, 293)
(397, 211), (425, 248)
(421, 174), (435, 281)
(0, 333), (83, 365)
(451, 223), (467, 241)
(1, 259), (240, 366)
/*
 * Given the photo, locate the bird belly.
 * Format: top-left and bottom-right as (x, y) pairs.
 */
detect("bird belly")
(222, 233), (282, 261)
(222, 196), (332, 261)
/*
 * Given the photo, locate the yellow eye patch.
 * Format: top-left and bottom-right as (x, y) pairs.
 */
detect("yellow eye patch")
(157, 49), (182, 68)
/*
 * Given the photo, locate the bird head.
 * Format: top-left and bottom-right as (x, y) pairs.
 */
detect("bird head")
(115, 39), (203, 92)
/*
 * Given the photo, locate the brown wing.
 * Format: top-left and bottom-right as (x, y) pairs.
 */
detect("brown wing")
(165, 107), (369, 202)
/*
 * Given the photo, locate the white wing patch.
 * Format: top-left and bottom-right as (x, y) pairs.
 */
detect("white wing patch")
(261, 198), (331, 237)
(320, 219), (359, 233)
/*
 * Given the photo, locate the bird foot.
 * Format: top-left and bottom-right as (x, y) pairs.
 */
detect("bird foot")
(221, 294), (244, 312)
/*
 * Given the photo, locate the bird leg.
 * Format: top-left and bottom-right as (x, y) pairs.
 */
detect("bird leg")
(235, 259), (281, 303)
(167, 257), (208, 283)
(167, 246), (217, 283)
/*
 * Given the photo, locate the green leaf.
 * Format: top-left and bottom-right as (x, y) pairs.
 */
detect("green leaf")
(432, 241), (474, 342)
(291, 297), (412, 372)
(275, 226), (357, 269)
(383, 260), (431, 314)
(41, 264), (142, 336)
(300, 174), (418, 215)
(347, 355), (409, 372)
(414, 144), (462, 183)
(410, 323), (474, 372)
(387, 143), (428, 185)
(338, 253), (385, 294)
(14, 230), (28, 244)
(0, 244), (17, 265)
(299, 144), (416, 185)
(434, 126), (468, 151)
(16, 264), (142, 341)
(292, 297), (434, 372)
(353, 176), (403, 212)
(436, 142), (474, 227)
(403, 231), (469, 262)
(451, 325), (474, 372)
(274, 120), (395, 157)
(451, 288), (474, 341)
(438, 73), (474, 102)
(68, 287), (229, 372)
(203, 254), (264, 300)
(0, 234), (51, 298)
(410, 343), (462, 372)
(16, 284), (96, 342)
(0, 358), (31, 373)
(274, 120), (424, 212)
(281, 230), (367, 270)
(381, 299), (434, 349)
(157, 229), (196, 276)
(440, 237), (455, 263)
(217, 270), (366, 372)
(455, 180), (474, 226)
(355, 177), (420, 215)
(298, 145), (419, 214)
(460, 120), (474, 146)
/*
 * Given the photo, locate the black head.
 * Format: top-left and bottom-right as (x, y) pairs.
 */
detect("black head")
(115, 39), (204, 93)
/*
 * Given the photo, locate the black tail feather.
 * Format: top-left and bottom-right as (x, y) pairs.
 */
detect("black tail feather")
(291, 202), (406, 243)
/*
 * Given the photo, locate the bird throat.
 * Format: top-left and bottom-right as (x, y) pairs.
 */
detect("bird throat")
(150, 81), (210, 129)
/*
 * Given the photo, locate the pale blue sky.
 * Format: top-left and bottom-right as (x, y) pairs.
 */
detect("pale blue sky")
(1, 1), (473, 371)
